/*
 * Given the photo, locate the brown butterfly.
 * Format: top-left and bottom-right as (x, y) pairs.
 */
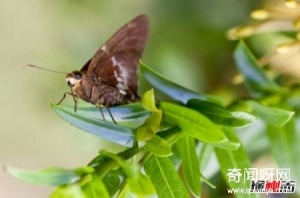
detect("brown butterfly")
(29, 15), (149, 124)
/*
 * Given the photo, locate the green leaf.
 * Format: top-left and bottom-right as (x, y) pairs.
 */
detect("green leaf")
(137, 90), (172, 156)
(126, 173), (156, 196)
(75, 166), (94, 175)
(140, 61), (222, 105)
(54, 103), (150, 127)
(214, 127), (258, 198)
(234, 40), (281, 97)
(51, 103), (150, 147)
(267, 117), (300, 183)
(287, 86), (300, 114)
(102, 169), (125, 196)
(100, 150), (156, 196)
(212, 139), (240, 151)
(82, 174), (110, 198)
(176, 135), (201, 197)
(198, 145), (218, 188)
(230, 111), (257, 127)
(99, 151), (135, 177)
(117, 184), (130, 198)
(141, 89), (162, 131)
(137, 89), (162, 148)
(160, 102), (226, 144)
(143, 135), (173, 157)
(187, 99), (256, 127)
(88, 154), (108, 168)
(88, 146), (139, 177)
(247, 101), (294, 127)
(5, 166), (92, 186)
(144, 156), (189, 198)
(51, 184), (86, 198)
(141, 89), (159, 112)
(136, 125), (155, 148)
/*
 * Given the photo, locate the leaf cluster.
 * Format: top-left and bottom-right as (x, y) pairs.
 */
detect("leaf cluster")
(6, 41), (300, 197)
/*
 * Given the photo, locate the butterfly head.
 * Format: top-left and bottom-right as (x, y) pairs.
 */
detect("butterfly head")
(66, 71), (82, 88)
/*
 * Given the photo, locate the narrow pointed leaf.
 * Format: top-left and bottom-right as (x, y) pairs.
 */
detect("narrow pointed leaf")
(176, 135), (201, 197)
(51, 103), (150, 147)
(230, 111), (257, 127)
(267, 117), (300, 184)
(5, 166), (92, 186)
(82, 174), (110, 198)
(140, 61), (222, 105)
(234, 40), (281, 97)
(141, 89), (159, 112)
(117, 184), (130, 198)
(138, 89), (162, 148)
(51, 184), (86, 198)
(126, 173), (156, 196)
(247, 101), (294, 127)
(138, 90), (171, 156)
(160, 102), (226, 144)
(54, 103), (150, 127)
(102, 169), (125, 196)
(100, 150), (156, 196)
(141, 89), (162, 132)
(144, 135), (172, 157)
(144, 156), (189, 198)
(187, 99), (256, 127)
(198, 144), (219, 182)
(214, 127), (258, 198)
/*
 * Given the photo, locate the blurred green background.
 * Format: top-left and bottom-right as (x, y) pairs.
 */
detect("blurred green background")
(1, 0), (260, 197)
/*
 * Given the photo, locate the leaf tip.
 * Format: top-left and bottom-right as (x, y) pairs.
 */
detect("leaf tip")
(50, 102), (57, 109)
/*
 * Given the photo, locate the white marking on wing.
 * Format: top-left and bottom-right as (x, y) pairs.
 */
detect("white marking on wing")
(114, 70), (118, 78)
(119, 89), (126, 95)
(111, 57), (118, 67)
(114, 70), (124, 83)
(117, 83), (126, 90)
(118, 66), (129, 89)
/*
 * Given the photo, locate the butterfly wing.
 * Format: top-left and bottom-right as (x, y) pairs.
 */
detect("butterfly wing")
(81, 15), (149, 99)
(80, 59), (91, 72)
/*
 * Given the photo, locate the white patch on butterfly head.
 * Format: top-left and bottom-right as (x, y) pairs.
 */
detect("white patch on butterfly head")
(101, 45), (107, 52)
(66, 77), (78, 85)
(66, 76), (81, 89)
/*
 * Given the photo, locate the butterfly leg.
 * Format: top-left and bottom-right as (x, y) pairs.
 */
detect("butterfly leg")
(71, 89), (78, 112)
(56, 91), (78, 112)
(96, 104), (106, 122)
(106, 106), (117, 124)
(96, 104), (117, 124)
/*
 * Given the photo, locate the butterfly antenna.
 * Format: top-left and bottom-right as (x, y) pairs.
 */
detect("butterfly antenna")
(24, 64), (67, 74)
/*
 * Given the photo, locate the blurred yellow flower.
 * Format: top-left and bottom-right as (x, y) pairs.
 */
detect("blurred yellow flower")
(228, 0), (300, 80)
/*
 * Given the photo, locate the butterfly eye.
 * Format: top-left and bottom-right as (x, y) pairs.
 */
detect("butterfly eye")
(73, 72), (82, 80)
